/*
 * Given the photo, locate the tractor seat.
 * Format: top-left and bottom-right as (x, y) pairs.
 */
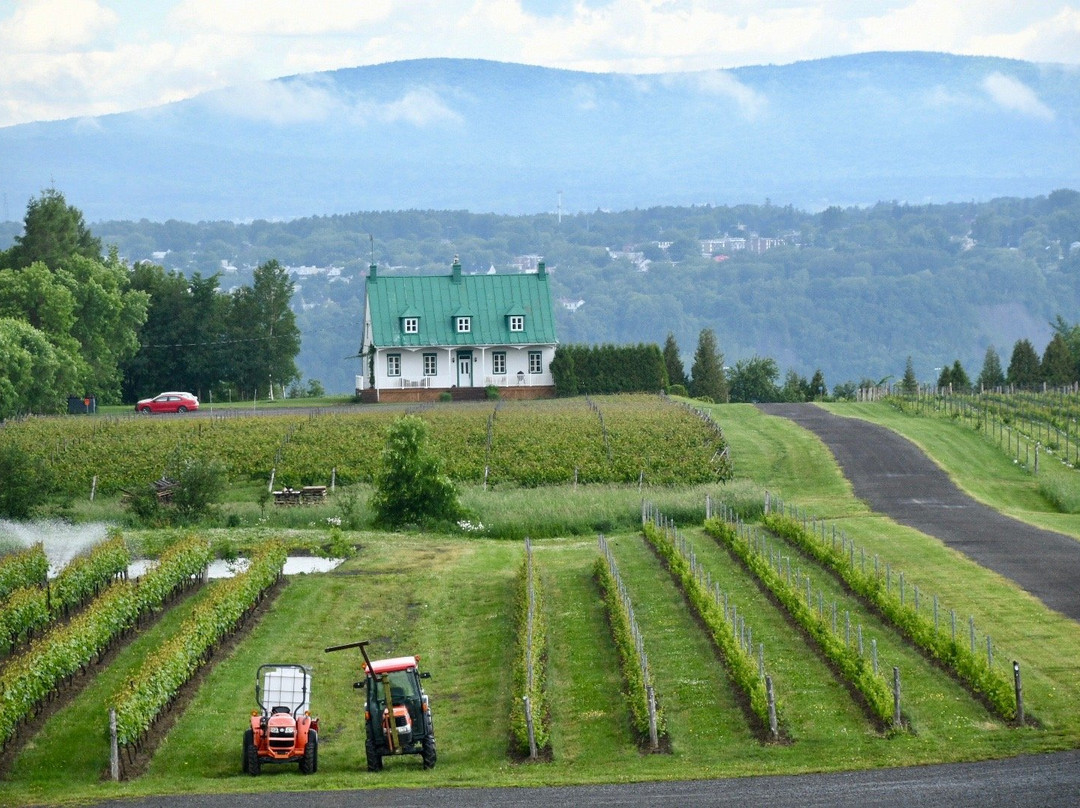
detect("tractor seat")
(390, 687), (405, 704)
(271, 705), (292, 715)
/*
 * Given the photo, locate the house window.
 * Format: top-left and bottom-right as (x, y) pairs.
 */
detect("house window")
(403, 317), (418, 334)
(529, 351), (543, 374)
(423, 353), (437, 376)
(492, 352), (506, 375)
(387, 354), (401, 376)
(509, 315), (524, 332)
(456, 316), (471, 333)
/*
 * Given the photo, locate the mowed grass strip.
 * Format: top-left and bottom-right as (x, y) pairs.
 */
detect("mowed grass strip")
(537, 539), (640, 768)
(603, 533), (758, 765)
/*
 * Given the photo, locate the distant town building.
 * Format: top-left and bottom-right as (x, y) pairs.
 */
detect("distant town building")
(700, 235), (784, 255)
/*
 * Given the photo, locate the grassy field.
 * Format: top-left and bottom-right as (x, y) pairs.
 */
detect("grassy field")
(2, 399), (1079, 806)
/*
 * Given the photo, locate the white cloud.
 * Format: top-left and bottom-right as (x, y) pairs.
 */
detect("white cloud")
(168, 0), (394, 36)
(0, 0), (117, 52)
(981, 72), (1055, 120)
(675, 70), (768, 120)
(1, 1), (1079, 128)
(200, 78), (462, 128)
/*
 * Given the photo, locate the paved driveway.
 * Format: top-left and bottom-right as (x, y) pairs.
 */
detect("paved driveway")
(757, 403), (1080, 621)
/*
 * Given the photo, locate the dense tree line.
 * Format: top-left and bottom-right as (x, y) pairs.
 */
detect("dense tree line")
(4, 189), (1080, 403)
(60, 188), (1080, 394)
(122, 258), (301, 403)
(0, 190), (301, 417)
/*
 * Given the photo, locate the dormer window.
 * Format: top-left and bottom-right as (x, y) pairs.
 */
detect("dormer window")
(456, 316), (471, 333)
(509, 315), (524, 332)
(403, 317), (419, 334)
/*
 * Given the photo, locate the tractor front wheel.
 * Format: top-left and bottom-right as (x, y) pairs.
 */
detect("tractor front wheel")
(365, 736), (383, 772)
(242, 729), (253, 773)
(246, 734), (261, 776)
(421, 735), (437, 769)
(300, 731), (318, 774)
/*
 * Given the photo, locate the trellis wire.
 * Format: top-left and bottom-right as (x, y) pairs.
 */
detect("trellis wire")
(598, 534), (660, 750)
(751, 493), (1012, 676)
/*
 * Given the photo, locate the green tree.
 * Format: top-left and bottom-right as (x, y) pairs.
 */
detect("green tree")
(371, 415), (464, 528)
(1007, 339), (1042, 387)
(729, 356), (780, 403)
(662, 332), (688, 389)
(0, 188), (102, 270)
(1051, 315), (1080, 374)
(226, 259), (301, 398)
(0, 443), (53, 519)
(65, 251), (149, 401)
(689, 328), (728, 402)
(976, 346), (1006, 390)
(949, 359), (971, 392)
(809, 368), (827, 400)
(1041, 333), (1076, 385)
(901, 356), (918, 395)
(0, 317), (79, 417)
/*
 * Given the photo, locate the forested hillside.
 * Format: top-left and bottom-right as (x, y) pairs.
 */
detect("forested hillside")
(53, 190), (1080, 394)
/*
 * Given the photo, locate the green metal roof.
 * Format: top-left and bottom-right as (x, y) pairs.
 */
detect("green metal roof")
(366, 264), (558, 349)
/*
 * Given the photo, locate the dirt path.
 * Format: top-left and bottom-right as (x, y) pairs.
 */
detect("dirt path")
(757, 403), (1080, 622)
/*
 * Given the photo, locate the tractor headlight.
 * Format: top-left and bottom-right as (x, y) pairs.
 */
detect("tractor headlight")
(270, 726), (295, 736)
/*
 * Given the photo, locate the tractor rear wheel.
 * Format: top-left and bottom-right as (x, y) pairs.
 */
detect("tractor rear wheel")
(300, 731), (318, 774)
(242, 729), (253, 773)
(365, 736), (383, 772)
(421, 735), (437, 769)
(246, 734), (261, 776)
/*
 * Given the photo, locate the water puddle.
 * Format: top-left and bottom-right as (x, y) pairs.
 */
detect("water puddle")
(0, 520), (344, 580)
(127, 556), (344, 579)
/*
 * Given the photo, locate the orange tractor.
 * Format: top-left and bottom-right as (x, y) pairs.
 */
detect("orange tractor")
(242, 664), (318, 776)
(325, 640), (436, 771)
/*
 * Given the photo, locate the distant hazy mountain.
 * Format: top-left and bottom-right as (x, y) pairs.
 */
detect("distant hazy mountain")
(2, 53), (1078, 223)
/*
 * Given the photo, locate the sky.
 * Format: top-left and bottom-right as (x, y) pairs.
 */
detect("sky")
(1, 0), (1078, 129)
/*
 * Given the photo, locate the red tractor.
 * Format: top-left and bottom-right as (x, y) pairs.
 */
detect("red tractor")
(325, 640), (436, 771)
(242, 664), (318, 776)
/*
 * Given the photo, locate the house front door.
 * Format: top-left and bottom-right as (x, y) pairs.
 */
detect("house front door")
(457, 351), (473, 387)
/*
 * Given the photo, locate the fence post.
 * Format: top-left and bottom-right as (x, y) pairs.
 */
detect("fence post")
(91, 474), (98, 502)
(647, 685), (659, 751)
(1013, 661), (1025, 725)
(109, 707), (120, 781)
(892, 667), (902, 728)
(765, 675), (778, 741)
(523, 695), (537, 760)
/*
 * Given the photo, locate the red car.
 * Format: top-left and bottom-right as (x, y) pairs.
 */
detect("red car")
(135, 392), (200, 414)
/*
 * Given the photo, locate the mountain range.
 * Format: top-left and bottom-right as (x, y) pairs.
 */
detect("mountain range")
(2, 52), (1078, 223)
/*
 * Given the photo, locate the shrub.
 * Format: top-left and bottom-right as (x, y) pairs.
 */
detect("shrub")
(371, 415), (464, 528)
(0, 444), (52, 519)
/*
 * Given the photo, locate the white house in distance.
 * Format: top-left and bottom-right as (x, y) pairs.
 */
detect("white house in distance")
(357, 257), (559, 402)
